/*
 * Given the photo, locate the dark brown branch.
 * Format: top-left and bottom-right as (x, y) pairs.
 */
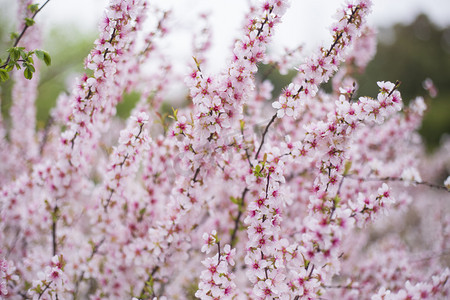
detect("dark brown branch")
(229, 187), (248, 247)
(388, 80), (401, 96)
(254, 113), (277, 160)
(346, 175), (449, 193)
(52, 205), (58, 256)
(37, 282), (52, 300)
(256, 7), (273, 37)
(323, 284), (361, 290)
(216, 241), (221, 263)
(264, 171), (271, 199)
(326, 6), (359, 57)
(103, 28), (117, 59)
(72, 238), (105, 299)
(192, 167), (201, 183)
(137, 266), (160, 299)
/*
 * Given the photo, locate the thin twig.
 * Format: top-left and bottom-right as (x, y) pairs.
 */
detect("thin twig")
(346, 175), (449, 192)
(73, 238), (105, 299)
(138, 266), (160, 299)
(326, 6), (359, 57)
(229, 187), (248, 247)
(323, 284), (361, 290)
(256, 7), (273, 37)
(52, 205), (58, 256)
(254, 113), (277, 160)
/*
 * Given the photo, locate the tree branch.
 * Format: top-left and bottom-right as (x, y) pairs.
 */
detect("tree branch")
(254, 113), (277, 160)
(229, 187), (248, 247)
(346, 175), (449, 192)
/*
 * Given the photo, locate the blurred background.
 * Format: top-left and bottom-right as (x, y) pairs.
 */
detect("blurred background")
(0, 0), (449, 151)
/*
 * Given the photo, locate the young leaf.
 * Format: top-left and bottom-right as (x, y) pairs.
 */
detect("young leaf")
(28, 3), (39, 13)
(19, 48), (28, 60)
(43, 51), (51, 66)
(26, 63), (35, 73)
(25, 17), (35, 27)
(24, 67), (33, 80)
(11, 61), (21, 71)
(34, 50), (44, 60)
(168, 107), (178, 121)
(343, 160), (352, 175)
(0, 69), (9, 82)
(5, 64), (13, 72)
(230, 196), (239, 205)
(27, 55), (34, 65)
(10, 32), (19, 40)
(8, 48), (20, 62)
(35, 50), (51, 66)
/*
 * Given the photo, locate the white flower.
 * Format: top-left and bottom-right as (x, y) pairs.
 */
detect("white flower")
(272, 96), (294, 118)
(444, 176), (450, 191)
(401, 167), (422, 186)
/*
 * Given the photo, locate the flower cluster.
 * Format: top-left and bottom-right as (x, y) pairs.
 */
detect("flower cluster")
(196, 240), (236, 299)
(0, 252), (19, 298)
(28, 255), (70, 299)
(272, 0), (373, 119)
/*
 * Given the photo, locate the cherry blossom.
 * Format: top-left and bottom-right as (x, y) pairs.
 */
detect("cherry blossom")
(0, 0), (448, 299)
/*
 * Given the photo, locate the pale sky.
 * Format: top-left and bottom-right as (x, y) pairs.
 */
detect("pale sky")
(3, 0), (450, 71)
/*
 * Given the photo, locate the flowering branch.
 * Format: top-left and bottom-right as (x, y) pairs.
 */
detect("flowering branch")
(346, 175), (450, 192)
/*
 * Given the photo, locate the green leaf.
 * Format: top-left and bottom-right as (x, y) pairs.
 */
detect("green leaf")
(0, 69), (9, 82)
(28, 4), (39, 13)
(33, 283), (43, 294)
(5, 61), (17, 71)
(230, 196), (239, 205)
(35, 49), (51, 66)
(26, 63), (35, 73)
(343, 160), (352, 175)
(138, 207), (146, 217)
(25, 17), (35, 27)
(8, 48), (20, 62)
(12, 61), (21, 70)
(34, 50), (44, 61)
(10, 32), (19, 40)
(168, 107), (178, 121)
(19, 48), (28, 59)
(43, 51), (51, 66)
(304, 259), (310, 269)
(333, 195), (341, 206)
(24, 67), (33, 80)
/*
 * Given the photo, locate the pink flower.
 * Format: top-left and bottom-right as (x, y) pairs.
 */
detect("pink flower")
(273, 96), (294, 118)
